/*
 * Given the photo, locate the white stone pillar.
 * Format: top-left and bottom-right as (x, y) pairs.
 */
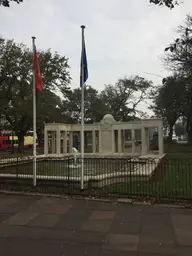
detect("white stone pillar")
(92, 130), (96, 153)
(44, 129), (48, 155)
(99, 129), (102, 153)
(131, 129), (135, 155)
(69, 132), (73, 153)
(64, 131), (68, 153)
(145, 128), (150, 153)
(118, 129), (122, 153)
(158, 125), (164, 155)
(141, 127), (147, 155)
(122, 130), (125, 153)
(56, 128), (60, 155)
(51, 132), (56, 154)
(112, 129), (115, 153)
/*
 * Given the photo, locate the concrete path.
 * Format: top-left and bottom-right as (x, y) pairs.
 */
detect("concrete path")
(0, 194), (191, 255)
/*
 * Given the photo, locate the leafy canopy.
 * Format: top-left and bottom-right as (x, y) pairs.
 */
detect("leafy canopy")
(0, 0), (23, 7)
(0, 38), (71, 151)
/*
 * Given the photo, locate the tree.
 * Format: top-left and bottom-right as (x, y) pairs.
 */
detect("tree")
(150, 75), (187, 141)
(164, 16), (192, 77)
(62, 85), (107, 124)
(100, 76), (153, 121)
(149, 0), (181, 9)
(0, 0), (23, 7)
(163, 15), (192, 143)
(175, 122), (185, 137)
(36, 90), (64, 147)
(0, 38), (71, 152)
(0, 0), (181, 9)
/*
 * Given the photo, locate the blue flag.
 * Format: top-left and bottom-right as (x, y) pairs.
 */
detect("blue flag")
(80, 39), (88, 87)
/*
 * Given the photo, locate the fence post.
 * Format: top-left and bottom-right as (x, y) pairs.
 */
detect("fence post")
(16, 157), (19, 181)
(155, 158), (162, 202)
(67, 157), (70, 195)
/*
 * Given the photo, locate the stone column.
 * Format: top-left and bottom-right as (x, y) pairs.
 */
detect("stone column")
(99, 129), (102, 153)
(121, 130), (125, 153)
(118, 129), (122, 153)
(51, 131), (56, 154)
(145, 128), (150, 153)
(131, 129), (135, 155)
(69, 132), (73, 153)
(158, 125), (164, 155)
(64, 131), (68, 153)
(56, 128), (60, 155)
(112, 129), (115, 153)
(44, 129), (48, 155)
(92, 130), (96, 153)
(141, 127), (147, 155)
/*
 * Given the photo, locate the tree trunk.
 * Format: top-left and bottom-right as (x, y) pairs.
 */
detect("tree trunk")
(168, 125), (173, 143)
(17, 133), (25, 153)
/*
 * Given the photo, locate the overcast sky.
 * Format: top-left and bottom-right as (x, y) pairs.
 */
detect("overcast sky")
(0, 0), (191, 115)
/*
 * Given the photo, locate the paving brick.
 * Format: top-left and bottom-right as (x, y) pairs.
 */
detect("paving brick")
(27, 214), (60, 227)
(171, 214), (192, 231)
(100, 249), (137, 256)
(72, 199), (118, 211)
(115, 206), (142, 223)
(141, 213), (174, 240)
(142, 212), (171, 227)
(55, 209), (91, 230)
(59, 244), (101, 256)
(0, 224), (21, 238)
(0, 197), (19, 206)
(70, 230), (105, 245)
(89, 210), (116, 220)
(46, 204), (72, 214)
(0, 203), (31, 214)
(177, 246), (192, 256)
(38, 197), (60, 205)
(2, 212), (39, 226)
(174, 229), (192, 246)
(110, 220), (140, 235)
(139, 235), (176, 255)
(0, 239), (64, 256)
(171, 214), (192, 246)
(5, 225), (74, 240)
(82, 220), (112, 233)
(103, 233), (139, 252)
(0, 213), (13, 223)
(1, 194), (192, 256)
(0, 238), (101, 256)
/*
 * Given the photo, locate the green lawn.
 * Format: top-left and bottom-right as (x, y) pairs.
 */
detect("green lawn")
(0, 157), (134, 177)
(1, 143), (192, 200)
(102, 153), (192, 199)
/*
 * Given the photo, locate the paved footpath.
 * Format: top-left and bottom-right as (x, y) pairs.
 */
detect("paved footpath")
(0, 194), (192, 256)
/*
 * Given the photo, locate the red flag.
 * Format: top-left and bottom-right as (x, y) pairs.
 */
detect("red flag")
(33, 47), (43, 91)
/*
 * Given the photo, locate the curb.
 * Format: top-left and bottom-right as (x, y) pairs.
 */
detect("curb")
(0, 189), (192, 209)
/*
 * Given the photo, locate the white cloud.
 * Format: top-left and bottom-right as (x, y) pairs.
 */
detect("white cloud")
(0, 0), (191, 115)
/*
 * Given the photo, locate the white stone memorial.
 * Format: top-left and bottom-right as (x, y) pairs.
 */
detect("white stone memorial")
(44, 114), (164, 157)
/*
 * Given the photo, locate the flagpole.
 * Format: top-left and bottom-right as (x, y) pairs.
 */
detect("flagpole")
(80, 25), (85, 191)
(32, 36), (37, 187)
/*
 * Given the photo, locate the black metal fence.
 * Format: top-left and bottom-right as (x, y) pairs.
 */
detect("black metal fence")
(0, 155), (192, 201)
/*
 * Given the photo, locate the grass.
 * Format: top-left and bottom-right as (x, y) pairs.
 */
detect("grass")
(103, 154), (192, 199)
(0, 157), (135, 177)
(1, 142), (192, 200)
